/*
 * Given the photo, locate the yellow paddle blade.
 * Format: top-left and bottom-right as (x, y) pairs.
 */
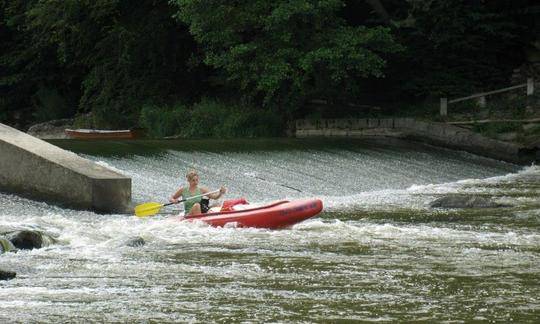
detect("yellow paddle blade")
(134, 202), (164, 217)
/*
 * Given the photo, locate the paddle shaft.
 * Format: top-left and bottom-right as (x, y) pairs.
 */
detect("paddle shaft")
(169, 189), (221, 207)
(134, 189), (222, 217)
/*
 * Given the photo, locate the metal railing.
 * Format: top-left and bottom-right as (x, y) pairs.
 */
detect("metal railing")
(440, 78), (535, 116)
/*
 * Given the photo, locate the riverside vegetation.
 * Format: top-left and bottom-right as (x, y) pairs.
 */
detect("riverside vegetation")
(1, 1), (539, 138)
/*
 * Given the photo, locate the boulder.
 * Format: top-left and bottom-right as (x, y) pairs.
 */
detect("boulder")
(6, 230), (55, 250)
(123, 236), (145, 247)
(0, 270), (16, 281)
(429, 195), (512, 209)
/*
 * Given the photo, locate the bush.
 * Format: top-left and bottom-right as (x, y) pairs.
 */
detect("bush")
(139, 103), (190, 138)
(32, 87), (70, 122)
(138, 98), (285, 138)
(219, 103), (284, 137)
(72, 113), (95, 129)
(186, 98), (230, 137)
(187, 98), (284, 138)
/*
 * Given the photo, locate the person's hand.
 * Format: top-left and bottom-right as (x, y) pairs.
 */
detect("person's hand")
(219, 186), (227, 195)
(169, 197), (178, 204)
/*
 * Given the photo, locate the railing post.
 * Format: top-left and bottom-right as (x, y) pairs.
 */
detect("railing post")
(527, 78), (534, 95)
(477, 96), (486, 108)
(440, 98), (448, 116)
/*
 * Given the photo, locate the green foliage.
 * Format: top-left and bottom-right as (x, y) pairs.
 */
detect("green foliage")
(186, 99), (229, 137)
(386, 0), (540, 100)
(31, 87), (70, 122)
(172, 0), (402, 114)
(139, 98), (284, 138)
(1, 0), (201, 129)
(1, 0), (538, 132)
(72, 113), (95, 129)
(139, 103), (190, 138)
(219, 104), (284, 137)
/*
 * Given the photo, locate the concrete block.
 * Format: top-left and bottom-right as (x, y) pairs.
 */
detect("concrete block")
(0, 123), (131, 213)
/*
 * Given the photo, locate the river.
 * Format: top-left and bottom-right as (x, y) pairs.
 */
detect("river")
(0, 138), (539, 322)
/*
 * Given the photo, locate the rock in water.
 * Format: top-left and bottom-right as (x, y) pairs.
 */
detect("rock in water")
(0, 270), (16, 281)
(429, 195), (511, 209)
(124, 237), (146, 247)
(6, 230), (44, 250)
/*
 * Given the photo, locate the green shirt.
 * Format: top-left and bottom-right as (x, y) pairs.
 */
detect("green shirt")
(183, 188), (202, 213)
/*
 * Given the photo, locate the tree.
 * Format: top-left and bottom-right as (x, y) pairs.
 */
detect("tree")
(171, 0), (402, 115)
(0, 0), (202, 128)
(385, 0), (540, 99)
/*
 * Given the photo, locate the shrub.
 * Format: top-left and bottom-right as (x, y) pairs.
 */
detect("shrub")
(138, 98), (285, 138)
(188, 98), (284, 138)
(139, 103), (190, 138)
(186, 98), (229, 137)
(32, 87), (70, 122)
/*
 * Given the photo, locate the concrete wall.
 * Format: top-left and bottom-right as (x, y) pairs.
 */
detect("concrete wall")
(0, 123), (131, 213)
(296, 118), (537, 165)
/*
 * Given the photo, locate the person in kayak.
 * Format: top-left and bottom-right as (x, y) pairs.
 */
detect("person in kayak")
(169, 170), (226, 215)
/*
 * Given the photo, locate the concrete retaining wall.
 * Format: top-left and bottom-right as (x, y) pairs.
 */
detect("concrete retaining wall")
(296, 118), (537, 165)
(0, 123), (131, 213)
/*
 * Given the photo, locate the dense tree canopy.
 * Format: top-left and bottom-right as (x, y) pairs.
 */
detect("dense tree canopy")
(0, 0), (538, 132)
(172, 0), (402, 113)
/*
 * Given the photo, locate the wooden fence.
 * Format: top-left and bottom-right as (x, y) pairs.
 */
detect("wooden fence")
(440, 78), (535, 116)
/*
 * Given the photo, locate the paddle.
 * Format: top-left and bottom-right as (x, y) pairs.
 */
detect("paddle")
(134, 189), (220, 217)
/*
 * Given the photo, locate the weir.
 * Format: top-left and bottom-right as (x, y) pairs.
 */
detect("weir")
(0, 123), (131, 213)
(296, 118), (539, 165)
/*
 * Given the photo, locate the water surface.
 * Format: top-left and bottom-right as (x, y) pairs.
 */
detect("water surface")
(0, 139), (538, 322)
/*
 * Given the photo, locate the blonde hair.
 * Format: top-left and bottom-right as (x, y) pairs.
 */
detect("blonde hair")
(186, 170), (198, 181)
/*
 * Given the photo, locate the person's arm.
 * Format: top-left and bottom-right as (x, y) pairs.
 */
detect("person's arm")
(169, 187), (183, 203)
(203, 186), (226, 200)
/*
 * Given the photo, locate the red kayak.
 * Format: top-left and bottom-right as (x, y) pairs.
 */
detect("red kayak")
(181, 199), (323, 229)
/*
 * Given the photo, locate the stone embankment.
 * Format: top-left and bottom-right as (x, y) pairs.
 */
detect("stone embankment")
(0, 123), (131, 213)
(296, 118), (539, 165)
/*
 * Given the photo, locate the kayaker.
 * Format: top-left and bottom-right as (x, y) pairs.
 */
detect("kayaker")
(169, 170), (226, 216)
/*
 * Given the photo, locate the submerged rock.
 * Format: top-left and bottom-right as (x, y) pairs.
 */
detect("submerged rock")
(6, 230), (55, 250)
(0, 269), (16, 281)
(6, 230), (43, 249)
(124, 236), (146, 247)
(0, 229), (56, 253)
(429, 195), (512, 209)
